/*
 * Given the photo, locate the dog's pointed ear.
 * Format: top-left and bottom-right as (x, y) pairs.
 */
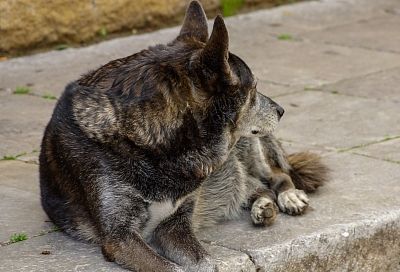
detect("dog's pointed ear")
(178, 1), (208, 42)
(200, 15), (229, 72)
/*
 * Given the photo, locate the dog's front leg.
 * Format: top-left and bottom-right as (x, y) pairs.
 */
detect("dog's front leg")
(151, 198), (217, 272)
(102, 230), (183, 272)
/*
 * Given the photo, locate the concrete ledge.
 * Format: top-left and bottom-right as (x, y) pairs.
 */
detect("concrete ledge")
(250, 211), (400, 271)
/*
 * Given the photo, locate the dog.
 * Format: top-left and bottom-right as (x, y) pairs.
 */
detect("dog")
(39, 1), (328, 271)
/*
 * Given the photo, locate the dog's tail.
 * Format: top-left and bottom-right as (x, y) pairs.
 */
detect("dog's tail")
(287, 152), (329, 193)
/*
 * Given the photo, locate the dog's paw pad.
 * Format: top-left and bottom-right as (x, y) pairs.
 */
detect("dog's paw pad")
(278, 189), (309, 215)
(251, 197), (278, 226)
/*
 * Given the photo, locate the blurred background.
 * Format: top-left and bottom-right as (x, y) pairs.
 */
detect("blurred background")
(0, 0), (300, 58)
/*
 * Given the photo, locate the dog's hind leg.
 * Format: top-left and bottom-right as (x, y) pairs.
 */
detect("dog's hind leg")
(257, 135), (310, 215)
(150, 198), (217, 272)
(268, 172), (309, 215)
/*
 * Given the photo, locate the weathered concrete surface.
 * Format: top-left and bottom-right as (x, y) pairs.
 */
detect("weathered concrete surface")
(322, 67), (400, 102)
(1, 0), (400, 271)
(0, 161), (52, 243)
(197, 152), (400, 271)
(274, 91), (400, 150)
(352, 137), (400, 163)
(0, 232), (127, 272)
(0, 94), (55, 158)
(234, 37), (400, 87)
(303, 14), (400, 54)
(0, 231), (254, 272)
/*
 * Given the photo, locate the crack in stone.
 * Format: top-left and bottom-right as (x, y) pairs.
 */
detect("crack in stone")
(0, 227), (60, 247)
(337, 135), (400, 153)
(201, 239), (259, 270)
(351, 152), (400, 165)
(317, 39), (400, 55)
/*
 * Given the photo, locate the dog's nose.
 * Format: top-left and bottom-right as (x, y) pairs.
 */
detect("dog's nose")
(276, 105), (285, 119)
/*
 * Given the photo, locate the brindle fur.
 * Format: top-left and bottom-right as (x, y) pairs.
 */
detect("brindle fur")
(40, 1), (328, 271)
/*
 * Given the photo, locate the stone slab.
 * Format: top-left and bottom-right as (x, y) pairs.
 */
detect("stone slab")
(0, 27), (178, 97)
(0, 232), (254, 272)
(16, 150), (40, 165)
(0, 232), (126, 272)
(256, 80), (300, 98)
(322, 67), (400, 103)
(353, 137), (400, 163)
(224, 0), (399, 38)
(0, 94), (55, 158)
(197, 152), (400, 271)
(0, 161), (52, 243)
(237, 39), (400, 87)
(304, 14), (400, 54)
(203, 244), (256, 272)
(273, 91), (400, 149)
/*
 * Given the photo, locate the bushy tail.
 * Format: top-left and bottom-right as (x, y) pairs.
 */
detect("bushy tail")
(288, 152), (330, 193)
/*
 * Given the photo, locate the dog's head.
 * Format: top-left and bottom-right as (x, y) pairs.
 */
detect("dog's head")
(75, 1), (284, 148)
(177, 1), (284, 139)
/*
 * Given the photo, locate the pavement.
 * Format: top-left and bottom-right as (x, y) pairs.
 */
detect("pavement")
(1, 0), (400, 271)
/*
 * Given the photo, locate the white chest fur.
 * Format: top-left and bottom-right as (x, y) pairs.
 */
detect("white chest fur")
(142, 200), (180, 240)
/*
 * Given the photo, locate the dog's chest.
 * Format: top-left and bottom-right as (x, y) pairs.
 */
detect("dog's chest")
(141, 200), (180, 240)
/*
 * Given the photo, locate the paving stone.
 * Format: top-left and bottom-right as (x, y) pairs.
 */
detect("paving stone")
(0, 232), (126, 272)
(197, 152), (400, 271)
(279, 140), (335, 155)
(0, 161), (51, 243)
(203, 244), (255, 272)
(0, 94), (55, 158)
(322, 67), (400, 102)
(231, 0), (397, 33)
(0, 232), (254, 272)
(256, 80), (300, 98)
(16, 150), (40, 165)
(353, 137), (400, 163)
(236, 39), (400, 87)
(0, 27), (178, 97)
(304, 15), (400, 54)
(273, 91), (400, 149)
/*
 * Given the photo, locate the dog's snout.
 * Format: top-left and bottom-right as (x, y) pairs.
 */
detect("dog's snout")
(276, 105), (284, 119)
(265, 97), (284, 120)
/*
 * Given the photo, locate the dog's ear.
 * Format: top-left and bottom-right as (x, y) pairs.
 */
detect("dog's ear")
(200, 15), (229, 73)
(178, 1), (208, 43)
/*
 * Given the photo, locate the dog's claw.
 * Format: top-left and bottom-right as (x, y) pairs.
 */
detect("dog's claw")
(278, 189), (309, 215)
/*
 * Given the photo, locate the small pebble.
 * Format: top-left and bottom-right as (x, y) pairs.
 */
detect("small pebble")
(41, 250), (51, 255)
(341, 231), (349, 238)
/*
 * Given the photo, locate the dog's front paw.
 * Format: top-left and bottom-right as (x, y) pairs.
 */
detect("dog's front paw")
(251, 197), (278, 226)
(277, 189), (309, 215)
